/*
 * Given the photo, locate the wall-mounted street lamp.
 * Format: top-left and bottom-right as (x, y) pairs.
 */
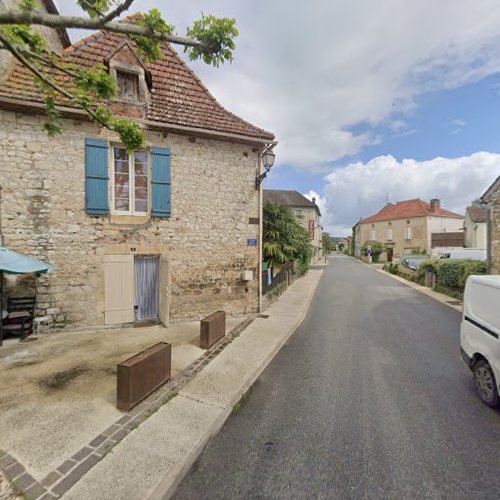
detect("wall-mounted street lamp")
(255, 148), (276, 190)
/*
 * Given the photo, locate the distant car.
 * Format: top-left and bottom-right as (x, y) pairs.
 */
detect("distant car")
(401, 255), (427, 270)
(460, 275), (500, 408)
(438, 248), (487, 261)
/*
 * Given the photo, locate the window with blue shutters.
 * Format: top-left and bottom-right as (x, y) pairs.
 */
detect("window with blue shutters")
(85, 138), (109, 215)
(85, 139), (171, 218)
(151, 146), (171, 218)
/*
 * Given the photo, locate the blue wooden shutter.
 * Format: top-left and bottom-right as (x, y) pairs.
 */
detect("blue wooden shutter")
(151, 146), (171, 218)
(85, 138), (109, 215)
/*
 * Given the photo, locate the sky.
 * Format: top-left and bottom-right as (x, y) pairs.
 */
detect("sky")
(56, 0), (500, 236)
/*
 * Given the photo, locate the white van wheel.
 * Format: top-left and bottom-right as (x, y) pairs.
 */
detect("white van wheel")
(473, 360), (500, 408)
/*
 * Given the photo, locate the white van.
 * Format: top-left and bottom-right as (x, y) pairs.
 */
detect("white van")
(439, 248), (487, 260)
(460, 275), (500, 407)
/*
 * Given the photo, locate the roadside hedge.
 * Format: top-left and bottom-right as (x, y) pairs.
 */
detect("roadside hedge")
(416, 259), (487, 290)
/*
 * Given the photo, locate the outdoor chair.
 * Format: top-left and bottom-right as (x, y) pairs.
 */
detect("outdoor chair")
(1, 296), (36, 339)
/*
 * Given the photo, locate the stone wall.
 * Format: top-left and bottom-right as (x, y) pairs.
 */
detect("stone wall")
(359, 216), (428, 257)
(0, 109), (261, 328)
(0, 0), (65, 81)
(487, 188), (500, 274)
(359, 215), (464, 257)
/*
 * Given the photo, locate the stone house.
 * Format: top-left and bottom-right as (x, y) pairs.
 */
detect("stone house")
(358, 198), (463, 260)
(353, 222), (361, 257)
(0, 0), (70, 76)
(263, 190), (322, 263)
(481, 175), (500, 274)
(464, 206), (488, 249)
(0, 14), (276, 330)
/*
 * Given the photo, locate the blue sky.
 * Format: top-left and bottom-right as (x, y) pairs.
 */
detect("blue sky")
(268, 74), (500, 202)
(56, 0), (500, 235)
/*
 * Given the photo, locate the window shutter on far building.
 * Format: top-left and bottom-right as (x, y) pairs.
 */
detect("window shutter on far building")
(85, 138), (109, 215)
(151, 146), (171, 217)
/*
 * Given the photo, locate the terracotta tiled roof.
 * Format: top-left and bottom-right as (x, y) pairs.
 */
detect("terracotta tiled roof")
(360, 199), (463, 224)
(466, 206), (488, 223)
(264, 189), (321, 216)
(0, 17), (274, 141)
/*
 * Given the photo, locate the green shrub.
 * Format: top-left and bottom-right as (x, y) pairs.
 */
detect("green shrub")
(437, 259), (486, 289)
(361, 241), (385, 262)
(384, 262), (399, 274)
(416, 259), (486, 290)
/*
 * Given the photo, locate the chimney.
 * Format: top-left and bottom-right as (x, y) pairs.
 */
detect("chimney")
(312, 197), (316, 205)
(430, 198), (440, 213)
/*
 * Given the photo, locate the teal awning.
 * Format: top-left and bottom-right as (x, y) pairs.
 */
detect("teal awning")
(0, 247), (54, 275)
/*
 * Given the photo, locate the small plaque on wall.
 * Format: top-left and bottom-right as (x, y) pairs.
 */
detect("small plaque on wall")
(249, 217), (259, 225)
(247, 239), (257, 246)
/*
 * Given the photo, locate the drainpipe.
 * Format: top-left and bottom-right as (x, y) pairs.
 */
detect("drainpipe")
(256, 143), (276, 312)
(257, 148), (264, 313)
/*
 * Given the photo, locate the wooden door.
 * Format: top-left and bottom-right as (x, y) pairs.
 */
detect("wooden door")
(159, 255), (170, 327)
(387, 248), (394, 262)
(104, 255), (135, 325)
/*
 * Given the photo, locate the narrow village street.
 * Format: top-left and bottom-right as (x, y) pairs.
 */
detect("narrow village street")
(172, 256), (500, 499)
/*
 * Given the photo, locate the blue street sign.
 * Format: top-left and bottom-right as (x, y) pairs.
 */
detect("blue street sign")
(247, 239), (257, 246)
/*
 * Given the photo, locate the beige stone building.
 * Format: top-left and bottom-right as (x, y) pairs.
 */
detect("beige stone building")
(0, 0), (70, 77)
(263, 190), (322, 263)
(482, 176), (500, 274)
(464, 206), (488, 249)
(0, 13), (276, 329)
(358, 199), (463, 260)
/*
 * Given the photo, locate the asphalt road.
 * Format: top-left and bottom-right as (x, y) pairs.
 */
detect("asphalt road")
(172, 256), (500, 500)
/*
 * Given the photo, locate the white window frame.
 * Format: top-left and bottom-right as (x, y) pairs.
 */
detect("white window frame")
(111, 145), (150, 216)
(405, 227), (412, 240)
(386, 228), (393, 241)
(371, 229), (376, 240)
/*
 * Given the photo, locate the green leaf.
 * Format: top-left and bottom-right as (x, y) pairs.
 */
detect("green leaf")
(111, 118), (146, 153)
(185, 15), (238, 67)
(133, 9), (174, 63)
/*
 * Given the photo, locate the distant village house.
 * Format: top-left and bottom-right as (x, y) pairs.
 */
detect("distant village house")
(358, 198), (463, 260)
(263, 190), (322, 263)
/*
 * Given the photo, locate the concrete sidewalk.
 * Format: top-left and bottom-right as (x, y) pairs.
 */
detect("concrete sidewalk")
(62, 267), (324, 500)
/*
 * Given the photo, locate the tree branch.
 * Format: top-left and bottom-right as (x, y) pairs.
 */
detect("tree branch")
(0, 10), (205, 49)
(0, 32), (73, 100)
(100, 0), (135, 24)
(0, 32), (113, 130)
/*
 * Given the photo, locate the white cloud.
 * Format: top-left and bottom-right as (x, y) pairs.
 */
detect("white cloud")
(302, 190), (335, 231)
(56, 0), (500, 169)
(322, 152), (500, 235)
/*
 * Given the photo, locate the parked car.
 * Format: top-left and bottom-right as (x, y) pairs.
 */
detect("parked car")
(401, 255), (427, 270)
(439, 248), (487, 260)
(460, 275), (500, 408)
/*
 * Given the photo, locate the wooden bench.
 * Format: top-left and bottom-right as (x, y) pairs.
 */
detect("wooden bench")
(117, 342), (171, 411)
(200, 311), (226, 349)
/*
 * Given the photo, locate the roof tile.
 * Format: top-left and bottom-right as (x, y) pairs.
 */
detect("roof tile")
(0, 18), (274, 141)
(360, 199), (463, 223)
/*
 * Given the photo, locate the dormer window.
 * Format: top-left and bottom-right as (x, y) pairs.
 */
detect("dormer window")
(116, 70), (140, 101)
